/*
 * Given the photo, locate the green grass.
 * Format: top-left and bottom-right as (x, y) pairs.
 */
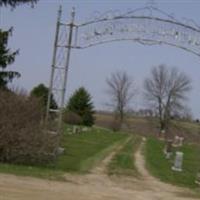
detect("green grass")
(56, 127), (128, 173)
(0, 163), (65, 181)
(145, 137), (200, 189)
(0, 126), (127, 179)
(108, 135), (141, 176)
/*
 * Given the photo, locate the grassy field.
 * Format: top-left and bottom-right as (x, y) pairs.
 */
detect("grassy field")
(95, 113), (200, 144)
(145, 137), (200, 189)
(108, 135), (141, 176)
(0, 126), (127, 180)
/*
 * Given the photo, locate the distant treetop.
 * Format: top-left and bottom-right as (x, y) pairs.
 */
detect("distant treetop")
(0, 0), (38, 8)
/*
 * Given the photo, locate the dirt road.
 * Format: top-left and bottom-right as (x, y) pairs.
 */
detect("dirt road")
(0, 138), (198, 200)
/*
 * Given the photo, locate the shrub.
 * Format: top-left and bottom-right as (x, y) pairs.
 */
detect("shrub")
(63, 111), (82, 125)
(0, 90), (58, 165)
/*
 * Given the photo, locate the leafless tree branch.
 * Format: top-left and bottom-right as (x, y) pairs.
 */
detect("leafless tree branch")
(144, 64), (191, 133)
(106, 70), (137, 123)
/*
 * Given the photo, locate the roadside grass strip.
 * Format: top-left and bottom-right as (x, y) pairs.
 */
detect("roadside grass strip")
(0, 127), (127, 179)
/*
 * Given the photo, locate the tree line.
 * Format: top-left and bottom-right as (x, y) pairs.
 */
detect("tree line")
(106, 65), (191, 134)
(30, 64), (192, 133)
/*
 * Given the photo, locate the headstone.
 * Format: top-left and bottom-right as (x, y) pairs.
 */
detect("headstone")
(179, 137), (184, 146)
(55, 147), (65, 155)
(164, 140), (173, 159)
(161, 129), (165, 135)
(166, 152), (172, 159)
(73, 126), (78, 134)
(77, 127), (81, 134)
(173, 135), (180, 147)
(142, 137), (146, 142)
(172, 151), (184, 172)
(173, 135), (184, 147)
(67, 128), (72, 135)
(82, 127), (88, 132)
(159, 129), (165, 138)
(195, 172), (200, 185)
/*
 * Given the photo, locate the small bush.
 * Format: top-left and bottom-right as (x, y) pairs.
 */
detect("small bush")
(0, 90), (58, 165)
(63, 111), (82, 125)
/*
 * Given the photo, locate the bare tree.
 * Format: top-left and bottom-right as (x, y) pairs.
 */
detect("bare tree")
(106, 71), (136, 123)
(144, 64), (191, 133)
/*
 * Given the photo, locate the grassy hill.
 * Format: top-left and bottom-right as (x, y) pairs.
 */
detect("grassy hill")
(95, 112), (200, 144)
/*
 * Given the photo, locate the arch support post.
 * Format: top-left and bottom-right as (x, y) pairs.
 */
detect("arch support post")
(46, 7), (75, 135)
(57, 8), (75, 134)
(46, 6), (62, 127)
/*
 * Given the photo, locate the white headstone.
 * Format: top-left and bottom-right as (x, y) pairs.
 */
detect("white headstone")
(56, 147), (65, 155)
(73, 126), (77, 134)
(173, 136), (184, 147)
(172, 151), (184, 172)
(173, 136), (180, 146)
(161, 129), (165, 134)
(82, 127), (88, 132)
(195, 172), (200, 185)
(179, 137), (184, 146)
(165, 152), (172, 159)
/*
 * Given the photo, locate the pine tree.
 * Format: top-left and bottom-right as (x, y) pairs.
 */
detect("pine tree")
(66, 87), (95, 126)
(0, 28), (20, 89)
(0, 0), (38, 8)
(0, 0), (39, 88)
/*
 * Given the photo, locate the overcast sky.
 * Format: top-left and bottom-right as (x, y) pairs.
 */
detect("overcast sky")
(1, 0), (200, 118)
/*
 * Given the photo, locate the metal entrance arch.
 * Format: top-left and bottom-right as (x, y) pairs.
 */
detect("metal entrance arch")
(46, 5), (200, 134)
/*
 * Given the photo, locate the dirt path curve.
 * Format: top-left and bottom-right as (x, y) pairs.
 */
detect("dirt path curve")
(0, 137), (198, 200)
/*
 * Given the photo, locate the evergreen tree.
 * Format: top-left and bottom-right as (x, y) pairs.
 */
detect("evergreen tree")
(0, 28), (20, 89)
(0, 0), (39, 88)
(30, 83), (57, 110)
(0, 0), (38, 8)
(66, 87), (95, 126)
